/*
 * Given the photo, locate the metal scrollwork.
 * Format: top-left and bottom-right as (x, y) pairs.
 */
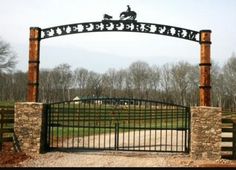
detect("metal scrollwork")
(41, 21), (199, 42)
(40, 5), (199, 42)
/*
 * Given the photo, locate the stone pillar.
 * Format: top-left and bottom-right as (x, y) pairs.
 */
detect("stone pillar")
(14, 102), (47, 155)
(199, 30), (212, 106)
(27, 27), (41, 102)
(190, 107), (222, 160)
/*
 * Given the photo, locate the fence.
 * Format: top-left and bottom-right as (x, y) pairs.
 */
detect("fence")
(221, 109), (236, 159)
(0, 106), (14, 151)
(46, 98), (190, 153)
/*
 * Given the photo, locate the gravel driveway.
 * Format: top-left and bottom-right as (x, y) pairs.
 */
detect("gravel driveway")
(17, 151), (235, 167)
(16, 130), (235, 167)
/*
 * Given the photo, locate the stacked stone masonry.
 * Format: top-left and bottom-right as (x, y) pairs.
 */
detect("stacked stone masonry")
(14, 102), (46, 155)
(190, 107), (222, 160)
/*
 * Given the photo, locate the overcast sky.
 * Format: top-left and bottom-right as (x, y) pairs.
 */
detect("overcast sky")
(0, 0), (236, 73)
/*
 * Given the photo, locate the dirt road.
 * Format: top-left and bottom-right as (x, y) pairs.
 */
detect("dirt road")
(16, 151), (235, 167)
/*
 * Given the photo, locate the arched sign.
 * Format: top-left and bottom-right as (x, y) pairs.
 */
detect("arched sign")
(27, 10), (211, 106)
(40, 20), (200, 42)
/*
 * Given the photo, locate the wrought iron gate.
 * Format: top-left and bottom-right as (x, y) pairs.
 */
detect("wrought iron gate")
(46, 98), (190, 152)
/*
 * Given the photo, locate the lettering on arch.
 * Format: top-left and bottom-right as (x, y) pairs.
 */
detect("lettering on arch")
(41, 20), (200, 42)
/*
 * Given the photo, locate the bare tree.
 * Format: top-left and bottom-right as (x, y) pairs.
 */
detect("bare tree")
(170, 62), (191, 105)
(73, 68), (89, 97)
(86, 71), (103, 98)
(39, 69), (53, 102)
(160, 64), (172, 103)
(12, 71), (27, 101)
(104, 68), (117, 97)
(211, 61), (224, 107)
(115, 69), (126, 97)
(51, 64), (72, 101)
(148, 65), (160, 100)
(222, 54), (236, 108)
(129, 61), (151, 99)
(0, 38), (17, 73)
(187, 64), (199, 106)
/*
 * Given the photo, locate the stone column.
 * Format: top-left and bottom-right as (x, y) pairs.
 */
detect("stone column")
(199, 30), (212, 106)
(190, 107), (222, 160)
(14, 102), (47, 155)
(27, 27), (41, 102)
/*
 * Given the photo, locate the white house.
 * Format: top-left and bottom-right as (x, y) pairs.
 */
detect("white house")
(73, 96), (80, 104)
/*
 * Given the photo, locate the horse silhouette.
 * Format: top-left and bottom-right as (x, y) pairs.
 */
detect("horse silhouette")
(120, 11), (137, 20)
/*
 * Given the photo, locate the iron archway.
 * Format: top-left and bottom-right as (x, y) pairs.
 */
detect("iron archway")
(27, 19), (211, 106)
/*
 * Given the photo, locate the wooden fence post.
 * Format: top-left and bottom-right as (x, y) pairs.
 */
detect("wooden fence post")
(27, 27), (41, 102)
(199, 30), (211, 106)
(0, 110), (3, 151)
(233, 120), (236, 159)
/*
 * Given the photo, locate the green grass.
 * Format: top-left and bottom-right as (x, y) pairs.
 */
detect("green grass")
(50, 127), (115, 138)
(0, 101), (15, 107)
(48, 102), (189, 139)
(49, 118), (189, 139)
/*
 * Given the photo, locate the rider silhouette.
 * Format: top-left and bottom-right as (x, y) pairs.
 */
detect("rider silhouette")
(127, 5), (131, 12)
(120, 5), (136, 20)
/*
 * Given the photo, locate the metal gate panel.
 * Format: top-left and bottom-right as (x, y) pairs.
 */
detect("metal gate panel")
(46, 98), (190, 152)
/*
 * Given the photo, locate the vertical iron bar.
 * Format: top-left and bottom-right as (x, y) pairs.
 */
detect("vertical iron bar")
(98, 100), (101, 149)
(139, 101), (141, 150)
(115, 123), (119, 150)
(144, 101), (146, 151)
(160, 103), (163, 151)
(188, 107), (191, 153)
(67, 102), (70, 148)
(89, 99), (96, 149)
(47, 104), (51, 150)
(109, 103), (111, 150)
(184, 107), (188, 152)
(77, 100), (80, 148)
(88, 100), (91, 148)
(182, 107), (184, 152)
(176, 106), (179, 151)
(82, 101), (85, 148)
(171, 106), (173, 152)
(117, 122), (119, 150)
(154, 102), (157, 151)
(104, 99), (106, 149)
(122, 104), (125, 150)
(56, 103), (59, 148)
(165, 105), (168, 151)
(93, 100), (96, 149)
(128, 99), (130, 150)
(149, 102), (152, 151)
(133, 99), (136, 151)
(114, 123), (118, 150)
(72, 101), (75, 148)
(51, 104), (54, 148)
(62, 103), (64, 148)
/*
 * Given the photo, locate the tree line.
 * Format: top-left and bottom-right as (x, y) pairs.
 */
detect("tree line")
(0, 38), (236, 108)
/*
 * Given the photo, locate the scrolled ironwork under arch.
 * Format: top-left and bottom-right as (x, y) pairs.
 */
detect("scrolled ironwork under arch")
(40, 20), (200, 43)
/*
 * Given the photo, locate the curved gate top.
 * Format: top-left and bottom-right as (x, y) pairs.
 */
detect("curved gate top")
(27, 7), (211, 106)
(46, 97), (190, 152)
